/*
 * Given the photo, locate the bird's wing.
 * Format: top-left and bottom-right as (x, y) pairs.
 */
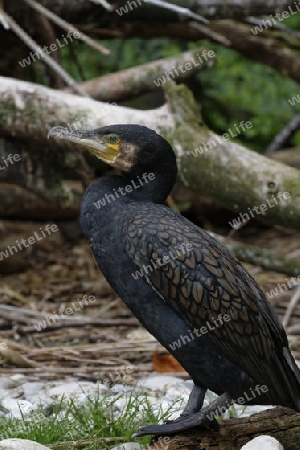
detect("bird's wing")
(123, 204), (296, 400)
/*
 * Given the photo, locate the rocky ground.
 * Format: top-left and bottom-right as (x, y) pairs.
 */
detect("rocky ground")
(0, 222), (300, 449)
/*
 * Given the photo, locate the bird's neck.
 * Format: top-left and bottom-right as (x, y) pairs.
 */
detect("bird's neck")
(122, 160), (177, 203)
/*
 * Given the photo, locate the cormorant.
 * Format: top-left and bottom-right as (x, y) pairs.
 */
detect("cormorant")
(49, 124), (300, 436)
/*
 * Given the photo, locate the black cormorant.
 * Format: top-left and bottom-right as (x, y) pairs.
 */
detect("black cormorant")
(49, 124), (300, 436)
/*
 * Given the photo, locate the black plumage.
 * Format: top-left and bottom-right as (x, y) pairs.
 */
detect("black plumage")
(49, 124), (300, 436)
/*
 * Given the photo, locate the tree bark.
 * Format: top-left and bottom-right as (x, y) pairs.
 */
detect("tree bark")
(162, 82), (300, 231)
(5, 0), (296, 21)
(1, 75), (300, 230)
(148, 407), (299, 450)
(0, 135), (84, 219)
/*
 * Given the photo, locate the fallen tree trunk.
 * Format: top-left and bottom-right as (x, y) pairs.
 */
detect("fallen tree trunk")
(0, 136), (84, 219)
(0, 76), (173, 141)
(161, 82), (300, 231)
(1, 75), (300, 230)
(148, 407), (299, 450)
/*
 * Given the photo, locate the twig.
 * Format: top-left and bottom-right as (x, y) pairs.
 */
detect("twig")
(0, 4), (10, 29)
(0, 303), (138, 328)
(23, 0), (110, 55)
(266, 114), (300, 154)
(1, 10), (88, 97)
(246, 16), (300, 39)
(145, 0), (208, 23)
(89, 0), (114, 11)
(190, 22), (231, 46)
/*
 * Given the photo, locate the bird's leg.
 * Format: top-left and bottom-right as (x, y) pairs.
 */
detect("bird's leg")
(165, 384), (206, 424)
(181, 384), (206, 416)
(134, 392), (232, 437)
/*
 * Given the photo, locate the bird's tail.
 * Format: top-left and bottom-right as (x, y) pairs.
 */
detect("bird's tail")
(283, 347), (300, 412)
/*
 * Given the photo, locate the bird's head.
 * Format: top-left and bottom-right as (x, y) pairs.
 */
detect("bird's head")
(48, 124), (176, 176)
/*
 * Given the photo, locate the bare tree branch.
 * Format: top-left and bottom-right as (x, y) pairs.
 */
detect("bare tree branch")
(0, 10), (88, 96)
(23, 0), (110, 55)
(266, 115), (300, 154)
(148, 407), (299, 450)
(64, 47), (215, 101)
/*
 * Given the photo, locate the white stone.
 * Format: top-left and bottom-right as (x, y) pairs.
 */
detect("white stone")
(151, 398), (182, 422)
(10, 375), (25, 382)
(234, 404), (274, 418)
(111, 443), (141, 450)
(22, 383), (44, 401)
(111, 384), (132, 394)
(0, 378), (19, 390)
(126, 328), (154, 340)
(136, 376), (181, 392)
(1, 399), (34, 419)
(241, 435), (284, 450)
(164, 382), (191, 404)
(33, 381), (107, 408)
(0, 439), (51, 450)
(46, 381), (95, 398)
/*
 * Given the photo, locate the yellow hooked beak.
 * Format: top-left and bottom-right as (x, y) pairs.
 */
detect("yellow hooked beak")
(48, 126), (120, 163)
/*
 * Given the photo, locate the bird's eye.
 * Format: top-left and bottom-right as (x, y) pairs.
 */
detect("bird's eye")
(108, 134), (119, 144)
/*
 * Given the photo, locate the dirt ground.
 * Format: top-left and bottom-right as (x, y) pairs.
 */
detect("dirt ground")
(1, 218), (300, 384)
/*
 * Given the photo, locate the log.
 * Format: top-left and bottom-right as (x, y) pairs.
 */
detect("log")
(160, 82), (300, 231)
(2, 75), (300, 230)
(148, 407), (299, 450)
(0, 76), (173, 141)
(0, 135), (86, 219)
(0, 181), (81, 220)
(214, 235), (300, 278)
(269, 148), (300, 169)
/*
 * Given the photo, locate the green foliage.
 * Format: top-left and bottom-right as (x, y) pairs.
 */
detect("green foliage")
(61, 38), (178, 80)
(57, 25), (300, 152)
(188, 41), (300, 151)
(0, 389), (180, 450)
